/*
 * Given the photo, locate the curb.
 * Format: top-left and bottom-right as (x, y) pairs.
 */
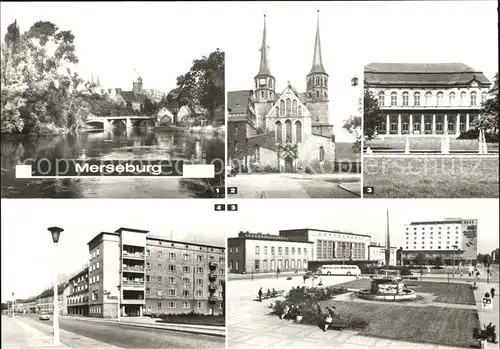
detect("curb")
(66, 317), (225, 337)
(338, 183), (362, 197)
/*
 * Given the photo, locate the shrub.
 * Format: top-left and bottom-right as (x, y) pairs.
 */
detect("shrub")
(457, 129), (499, 142)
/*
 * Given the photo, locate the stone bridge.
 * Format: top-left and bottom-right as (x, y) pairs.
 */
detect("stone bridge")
(84, 115), (157, 130)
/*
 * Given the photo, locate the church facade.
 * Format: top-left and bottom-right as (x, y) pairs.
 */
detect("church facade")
(227, 12), (335, 173)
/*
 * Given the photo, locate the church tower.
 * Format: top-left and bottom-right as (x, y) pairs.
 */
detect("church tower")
(305, 10), (330, 128)
(254, 14), (276, 130)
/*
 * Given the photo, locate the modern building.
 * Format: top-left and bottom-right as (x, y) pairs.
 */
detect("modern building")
(228, 232), (313, 273)
(87, 227), (225, 318)
(368, 242), (397, 266)
(227, 12), (335, 173)
(364, 63), (491, 137)
(36, 283), (69, 315)
(14, 298), (37, 313)
(401, 218), (478, 265)
(67, 267), (89, 316)
(279, 229), (371, 261)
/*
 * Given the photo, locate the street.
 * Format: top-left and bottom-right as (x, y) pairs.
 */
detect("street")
(2, 314), (224, 349)
(227, 173), (361, 198)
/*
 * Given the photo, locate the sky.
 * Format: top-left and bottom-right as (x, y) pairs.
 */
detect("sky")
(1, 199), (226, 301)
(0, 1), (231, 94)
(226, 199), (499, 255)
(225, 0), (498, 141)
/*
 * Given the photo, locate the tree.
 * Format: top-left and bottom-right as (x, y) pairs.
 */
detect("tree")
(434, 255), (444, 268)
(363, 88), (385, 142)
(477, 253), (485, 264)
(413, 252), (427, 266)
(342, 115), (362, 152)
(142, 97), (156, 116)
(476, 72), (499, 133)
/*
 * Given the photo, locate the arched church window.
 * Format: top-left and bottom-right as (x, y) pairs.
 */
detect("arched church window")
(316, 91), (320, 98)
(295, 121), (302, 143)
(286, 98), (291, 116)
(316, 76), (320, 86)
(323, 77), (326, 87)
(275, 121), (282, 143)
(275, 106), (279, 116)
(298, 105), (302, 116)
(319, 146), (325, 162)
(280, 100), (285, 117)
(285, 120), (292, 143)
(292, 100), (298, 117)
(269, 79), (273, 89)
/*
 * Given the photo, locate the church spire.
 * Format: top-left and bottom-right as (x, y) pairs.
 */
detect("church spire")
(309, 10), (327, 75)
(258, 14), (271, 76)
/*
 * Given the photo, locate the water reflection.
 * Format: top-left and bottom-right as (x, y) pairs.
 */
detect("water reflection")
(1, 127), (225, 198)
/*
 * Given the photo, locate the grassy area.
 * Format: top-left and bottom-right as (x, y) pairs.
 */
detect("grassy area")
(368, 137), (499, 152)
(363, 156), (499, 198)
(336, 279), (476, 305)
(320, 300), (479, 348)
(156, 314), (225, 327)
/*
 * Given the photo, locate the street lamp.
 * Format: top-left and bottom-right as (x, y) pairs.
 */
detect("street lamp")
(117, 285), (121, 321)
(452, 245), (458, 278)
(12, 292), (15, 318)
(48, 226), (64, 346)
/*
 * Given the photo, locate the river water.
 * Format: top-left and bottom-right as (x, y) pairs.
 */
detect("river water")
(0, 127), (225, 198)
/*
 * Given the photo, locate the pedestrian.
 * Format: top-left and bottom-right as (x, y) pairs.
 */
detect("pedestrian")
(491, 287), (496, 299)
(322, 313), (333, 332)
(277, 267), (280, 276)
(485, 291), (491, 299)
(303, 274), (307, 284)
(258, 287), (263, 302)
(280, 304), (290, 320)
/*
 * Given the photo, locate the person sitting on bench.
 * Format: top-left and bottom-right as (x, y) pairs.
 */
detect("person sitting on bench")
(266, 289), (271, 298)
(272, 288), (277, 297)
(280, 304), (290, 320)
(322, 313), (333, 332)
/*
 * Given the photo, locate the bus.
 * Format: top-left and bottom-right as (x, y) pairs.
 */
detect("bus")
(317, 265), (361, 276)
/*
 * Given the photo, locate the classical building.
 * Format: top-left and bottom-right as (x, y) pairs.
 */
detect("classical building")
(87, 227), (225, 318)
(227, 12), (335, 173)
(365, 63), (491, 137)
(368, 242), (397, 266)
(67, 267), (89, 316)
(36, 283), (69, 315)
(228, 232), (313, 273)
(401, 218), (478, 265)
(228, 228), (372, 274)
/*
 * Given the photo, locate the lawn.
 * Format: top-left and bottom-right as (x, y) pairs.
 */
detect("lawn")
(156, 314), (225, 327)
(319, 300), (480, 348)
(367, 137), (499, 152)
(335, 142), (361, 162)
(363, 156), (499, 198)
(335, 279), (476, 305)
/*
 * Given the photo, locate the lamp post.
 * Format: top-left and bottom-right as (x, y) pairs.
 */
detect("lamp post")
(117, 285), (121, 321)
(452, 245), (458, 278)
(48, 226), (64, 346)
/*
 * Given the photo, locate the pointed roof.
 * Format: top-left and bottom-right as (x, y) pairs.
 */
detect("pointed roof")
(309, 10), (327, 75)
(257, 14), (272, 76)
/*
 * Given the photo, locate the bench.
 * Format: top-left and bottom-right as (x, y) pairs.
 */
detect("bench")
(327, 320), (349, 331)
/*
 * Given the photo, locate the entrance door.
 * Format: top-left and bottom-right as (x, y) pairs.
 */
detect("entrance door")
(271, 260), (276, 271)
(284, 156), (293, 173)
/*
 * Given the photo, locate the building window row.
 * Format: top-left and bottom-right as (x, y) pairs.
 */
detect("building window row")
(254, 246), (307, 255)
(276, 98), (303, 118)
(378, 91), (487, 107)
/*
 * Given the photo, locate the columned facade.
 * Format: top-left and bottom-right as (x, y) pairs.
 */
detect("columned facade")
(365, 63), (491, 138)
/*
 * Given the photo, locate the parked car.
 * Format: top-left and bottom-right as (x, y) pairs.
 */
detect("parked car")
(38, 312), (50, 320)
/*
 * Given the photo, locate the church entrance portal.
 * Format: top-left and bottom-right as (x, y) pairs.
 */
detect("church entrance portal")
(284, 156), (293, 173)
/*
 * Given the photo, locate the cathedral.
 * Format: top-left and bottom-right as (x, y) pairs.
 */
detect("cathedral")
(227, 11), (336, 173)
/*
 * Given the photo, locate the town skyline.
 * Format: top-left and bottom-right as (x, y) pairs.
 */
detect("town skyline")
(0, 199), (226, 301)
(0, 2), (230, 95)
(226, 199), (499, 255)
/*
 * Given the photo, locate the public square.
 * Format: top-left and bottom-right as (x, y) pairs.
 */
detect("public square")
(228, 271), (499, 349)
(227, 173), (361, 198)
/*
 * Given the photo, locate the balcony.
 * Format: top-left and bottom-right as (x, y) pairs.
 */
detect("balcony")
(208, 296), (218, 304)
(122, 279), (145, 290)
(208, 283), (218, 292)
(122, 265), (145, 273)
(122, 251), (145, 260)
(209, 261), (218, 270)
(208, 273), (218, 282)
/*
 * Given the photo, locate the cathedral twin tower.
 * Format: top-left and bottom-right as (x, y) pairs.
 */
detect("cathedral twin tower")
(253, 11), (331, 136)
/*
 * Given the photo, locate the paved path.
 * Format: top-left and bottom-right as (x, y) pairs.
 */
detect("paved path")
(228, 275), (467, 349)
(1, 315), (69, 348)
(228, 173), (361, 198)
(472, 281), (500, 331)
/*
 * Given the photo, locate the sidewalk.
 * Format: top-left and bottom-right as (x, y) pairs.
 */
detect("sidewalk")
(1, 315), (120, 349)
(229, 271), (306, 281)
(2, 316), (69, 349)
(472, 281), (500, 331)
(64, 315), (225, 337)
